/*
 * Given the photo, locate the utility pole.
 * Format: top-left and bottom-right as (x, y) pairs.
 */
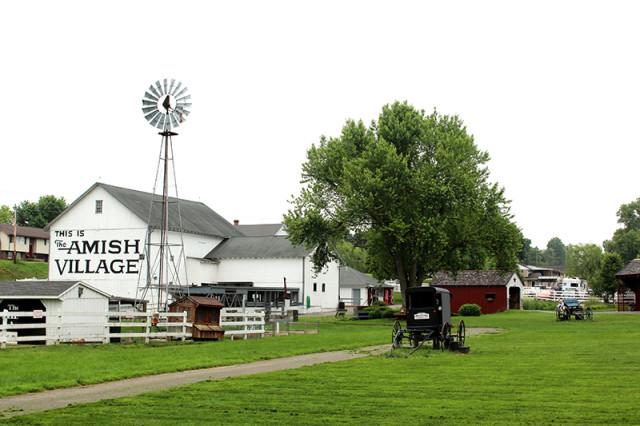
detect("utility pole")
(13, 209), (17, 264)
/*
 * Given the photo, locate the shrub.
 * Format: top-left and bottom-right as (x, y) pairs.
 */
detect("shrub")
(459, 304), (481, 316)
(373, 300), (388, 306)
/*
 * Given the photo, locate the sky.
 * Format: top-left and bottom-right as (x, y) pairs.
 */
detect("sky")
(1, 1), (638, 249)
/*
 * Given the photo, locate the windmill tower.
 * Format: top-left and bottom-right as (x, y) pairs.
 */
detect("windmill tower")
(136, 79), (192, 312)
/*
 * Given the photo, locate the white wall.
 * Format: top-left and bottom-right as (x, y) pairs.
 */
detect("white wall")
(303, 257), (340, 313)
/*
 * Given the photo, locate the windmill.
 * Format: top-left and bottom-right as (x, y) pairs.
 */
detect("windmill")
(136, 79), (192, 312)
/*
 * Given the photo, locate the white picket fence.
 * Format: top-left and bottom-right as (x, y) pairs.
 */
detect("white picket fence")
(0, 308), (270, 349)
(220, 308), (265, 340)
(522, 287), (636, 305)
(0, 310), (189, 349)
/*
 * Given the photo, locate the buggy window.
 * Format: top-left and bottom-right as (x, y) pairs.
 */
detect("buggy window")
(407, 290), (437, 309)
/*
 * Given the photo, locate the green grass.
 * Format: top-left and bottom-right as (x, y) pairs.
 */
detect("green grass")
(3, 311), (640, 424)
(0, 323), (388, 397)
(0, 260), (48, 281)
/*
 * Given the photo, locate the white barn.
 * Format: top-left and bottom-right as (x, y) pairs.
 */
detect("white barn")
(47, 183), (341, 313)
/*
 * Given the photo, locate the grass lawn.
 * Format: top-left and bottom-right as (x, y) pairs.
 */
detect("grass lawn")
(0, 260), (48, 281)
(2, 311), (640, 424)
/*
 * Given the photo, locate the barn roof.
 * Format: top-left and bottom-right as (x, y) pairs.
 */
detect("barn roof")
(616, 259), (640, 278)
(430, 270), (515, 287)
(235, 224), (284, 237)
(0, 280), (110, 298)
(48, 183), (242, 239)
(205, 235), (309, 260)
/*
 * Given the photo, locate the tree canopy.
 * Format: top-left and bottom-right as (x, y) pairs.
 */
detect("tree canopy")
(567, 243), (603, 283)
(14, 195), (67, 228)
(284, 101), (522, 297)
(605, 197), (640, 264)
(0, 205), (12, 224)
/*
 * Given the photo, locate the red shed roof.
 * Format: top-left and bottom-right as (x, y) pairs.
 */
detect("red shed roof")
(171, 295), (224, 308)
(616, 259), (640, 278)
(431, 270), (515, 287)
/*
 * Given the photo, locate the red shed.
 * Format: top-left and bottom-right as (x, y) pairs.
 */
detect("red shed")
(169, 296), (225, 340)
(430, 270), (523, 314)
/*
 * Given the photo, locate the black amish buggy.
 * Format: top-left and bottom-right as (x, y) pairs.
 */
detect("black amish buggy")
(388, 286), (468, 356)
(556, 297), (595, 321)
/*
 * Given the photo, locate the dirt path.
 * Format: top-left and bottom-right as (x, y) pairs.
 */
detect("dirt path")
(0, 328), (498, 419)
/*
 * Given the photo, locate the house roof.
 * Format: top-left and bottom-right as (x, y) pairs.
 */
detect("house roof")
(339, 266), (380, 288)
(48, 183), (242, 239)
(235, 224), (284, 237)
(430, 270), (516, 287)
(205, 235), (309, 260)
(0, 225), (49, 240)
(616, 259), (640, 278)
(0, 280), (110, 298)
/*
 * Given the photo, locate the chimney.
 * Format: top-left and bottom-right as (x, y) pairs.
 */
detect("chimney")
(233, 220), (239, 226)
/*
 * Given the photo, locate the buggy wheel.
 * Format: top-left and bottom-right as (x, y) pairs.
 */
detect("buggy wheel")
(392, 321), (402, 348)
(586, 308), (594, 321)
(441, 323), (450, 351)
(564, 307), (571, 320)
(556, 306), (563, 321)
(457, 320), (466, 346)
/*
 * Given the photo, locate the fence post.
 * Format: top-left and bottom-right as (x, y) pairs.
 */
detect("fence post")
(1, 310), (7, 350)
(145, 313), (151, 344)
(55, 309), (63, 345)
(103, 310), (110, 344)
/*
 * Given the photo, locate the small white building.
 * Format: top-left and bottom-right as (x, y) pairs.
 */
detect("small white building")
(339, 266), (394, 306)
(0, 280), (110, 344)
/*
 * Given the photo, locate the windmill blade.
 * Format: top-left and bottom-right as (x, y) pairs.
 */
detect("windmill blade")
(155, 80), (164, 95)
(176, 101), (192, 108)
(150, 113), (162, 127)
(171, 81), (182, 96)
(163, 79), (168, 95)
(144, 91), (159, 101)
(148, 85), (161, 98)
(157, 114), (166, 130)
(176, 94), (191, 103)
(169, 79), (176, 95)
(142, 106), (158, 115)
(142, 99), (157, 107)
(175, 87), (188, 98)
(145, 110), (160, 122)
(175, 106), (190, 116)
(169, 113), (179, 128)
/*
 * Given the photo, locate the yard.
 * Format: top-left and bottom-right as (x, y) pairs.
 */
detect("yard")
(1, 311), (639, 424)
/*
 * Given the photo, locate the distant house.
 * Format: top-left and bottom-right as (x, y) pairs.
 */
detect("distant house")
(0, 225), (49, 261)
(339, 266), (394, 306)
(430, 270), (523, 314)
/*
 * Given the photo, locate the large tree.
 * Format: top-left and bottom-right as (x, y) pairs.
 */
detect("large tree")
(567, 243), (603, 283)
(591, 252), (624, 303)
(284, 101), (521, 298)
(15, 195), (67, 228)
(0, 205), (12, 224)
(605, 197), (640, 264)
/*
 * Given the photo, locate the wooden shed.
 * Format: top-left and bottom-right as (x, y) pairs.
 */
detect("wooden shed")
(615, 259), (640, 311)
(430, 270), (523, 314)
(169, 296), (225, 340)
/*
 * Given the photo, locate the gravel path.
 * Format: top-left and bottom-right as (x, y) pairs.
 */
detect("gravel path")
(0, 328), (497, 419)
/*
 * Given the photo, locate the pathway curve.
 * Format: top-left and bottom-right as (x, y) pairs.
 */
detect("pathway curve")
(0, 328), (498, 419)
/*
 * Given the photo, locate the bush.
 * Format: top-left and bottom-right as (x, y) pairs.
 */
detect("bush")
(522, 298), (557, 311)
(373, 300), (388, 306)
(459, 304), (481, 316)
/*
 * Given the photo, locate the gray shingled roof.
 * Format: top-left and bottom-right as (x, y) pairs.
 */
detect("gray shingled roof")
(49, 183), (241, 239)
(235, 224), (283, 237)
(0, 281), (87, 298)
(616, 259), (640, 278)
(339, 266), (380, 288)
(431, 270), (514, 287)
(0, 225), (49, 239)
(205, 236), (309, 260)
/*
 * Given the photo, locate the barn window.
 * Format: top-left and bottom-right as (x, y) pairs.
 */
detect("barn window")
(322, 283), (326, 292)
(95, 200), (103, 214)
(313, 283), (317, 292)
(485, 293), (496, 302)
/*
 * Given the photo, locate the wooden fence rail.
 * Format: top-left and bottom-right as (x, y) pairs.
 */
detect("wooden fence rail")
(0, 310), (189, 349)
(220, 308), (265, 339)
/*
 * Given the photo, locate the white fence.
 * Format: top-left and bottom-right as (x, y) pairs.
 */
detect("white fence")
(0, 310), (189, 349)
(220, 308), (265, 339)
(522, 287), (636, 305)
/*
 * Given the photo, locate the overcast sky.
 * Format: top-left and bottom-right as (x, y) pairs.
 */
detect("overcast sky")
(2, 1), (638, 249)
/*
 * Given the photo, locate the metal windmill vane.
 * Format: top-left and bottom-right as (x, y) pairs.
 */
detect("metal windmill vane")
(137, 78), (191, 312)
(142, 79), (191, 131)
